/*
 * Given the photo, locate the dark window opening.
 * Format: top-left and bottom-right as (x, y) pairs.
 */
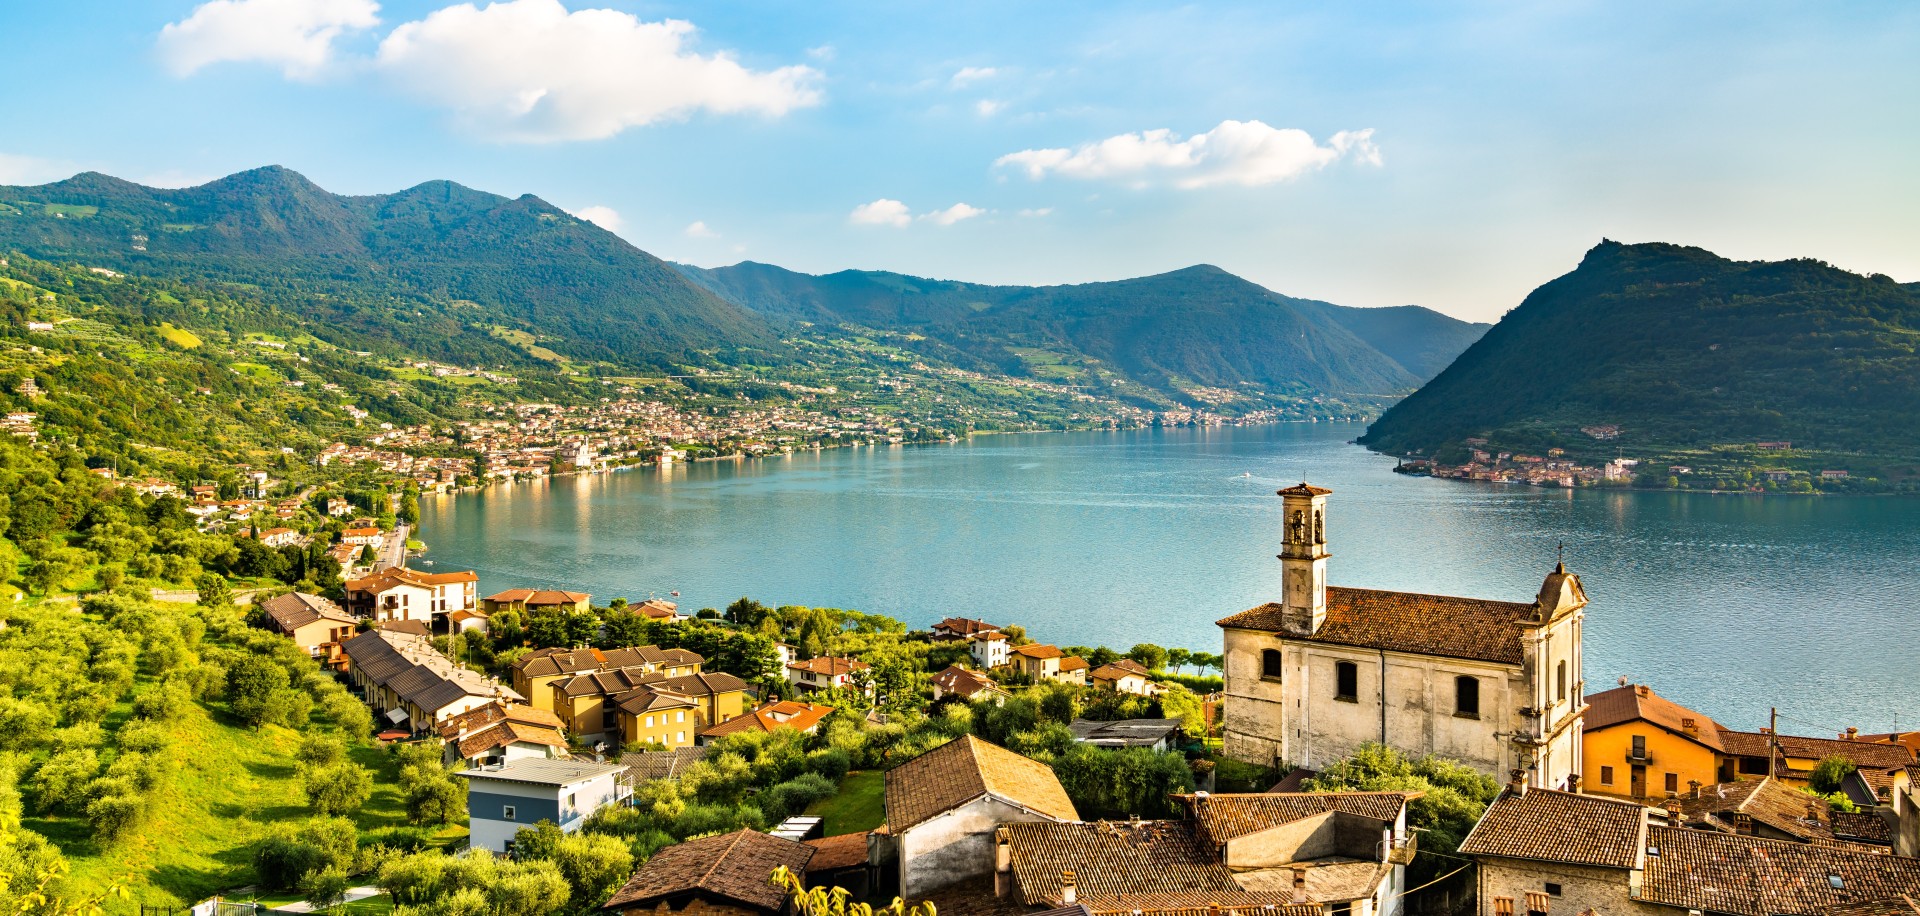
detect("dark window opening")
(1556, 660), (1567, 702)
(1261, 649), (1284, 681)
(1455, 675), (1481, 717)
(1334, 661), (1358, 702)
(1665, 772), (1679, 794)
(1600, 766), (1614, 785)
(1738, 757), (1770, 775)
(1545, 883), (1563, 896)
(1631, 735), (1648, 758)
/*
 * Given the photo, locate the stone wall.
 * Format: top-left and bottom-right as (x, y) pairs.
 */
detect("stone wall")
(1476, 858), (1658, 916)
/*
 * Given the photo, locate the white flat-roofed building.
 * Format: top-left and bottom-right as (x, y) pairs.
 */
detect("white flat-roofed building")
(455, 758), (629, 854)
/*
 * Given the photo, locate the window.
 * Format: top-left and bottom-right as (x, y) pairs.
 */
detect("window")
(1600, 765), (1615, 785)
(1556, 660), (1567, 702)
(1631, 735), (1648, 759)
(1739, 757), (1770, 775)
(1544, 883), (1562, 897)
(501, 805), (516, 821)
(1261, 649), (1285, 681)
(566, 793), (576, 808)
(1334, 661), (1358, 702)
(1455, 675), (1480, 718)
(676, 731), (686, 743)
(645, 715), (654, 728)
(676, 711), (686, 723)
(1665, 772), (1679, 794)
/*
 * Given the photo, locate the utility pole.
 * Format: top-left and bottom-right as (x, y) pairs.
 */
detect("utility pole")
(1770, 707), (1779, 776)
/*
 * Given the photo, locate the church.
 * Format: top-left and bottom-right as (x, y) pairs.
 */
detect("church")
(1217, 483), (1586, 790)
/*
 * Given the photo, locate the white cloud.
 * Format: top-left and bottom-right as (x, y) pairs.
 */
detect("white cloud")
(995, 121), (1381, 189)
(922, 203), (984, 226)
(569, 205), (621, 231)
(1017, 207), (1053, 218)
(950, 66), (997, 88)
(974, 99), (1003, 118)
(684, 220), (718, 238)
(849, 198), (912, 228)
(375, 0), (822, 142)
(158, 0), (380, 78)
(0, 153), (79, 186)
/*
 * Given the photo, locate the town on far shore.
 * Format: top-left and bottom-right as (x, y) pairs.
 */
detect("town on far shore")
(1395, 428), (1882, 494)
(141, 481), (1916, 916)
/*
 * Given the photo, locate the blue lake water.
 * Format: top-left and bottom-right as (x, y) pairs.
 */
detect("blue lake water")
(418, 423), (1920, 735)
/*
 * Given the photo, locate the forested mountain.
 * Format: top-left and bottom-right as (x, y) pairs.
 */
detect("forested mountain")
(1360, 240), (1920, 458)
(679, 261), (1488, 396)
(0, 167), (767, 367)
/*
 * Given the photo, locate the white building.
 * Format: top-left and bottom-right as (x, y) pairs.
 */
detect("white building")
(881, 735), (1080, 900)
(1217, 483), (1585, 791)
(455, 759), (629, 853)
(970, 631), (1010, 670)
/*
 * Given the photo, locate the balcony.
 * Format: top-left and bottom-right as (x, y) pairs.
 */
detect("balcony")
(1625, 749), (1653, 765)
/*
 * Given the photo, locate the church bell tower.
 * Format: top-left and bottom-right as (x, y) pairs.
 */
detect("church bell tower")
(1277, 482), (1332, 635)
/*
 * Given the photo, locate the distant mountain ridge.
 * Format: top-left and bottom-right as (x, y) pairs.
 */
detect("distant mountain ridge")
(679, 261), (1488, 396)
(1360, 240), (1920, 458)
(0, 166), (766, 366)
(0, 166), (1487, 405)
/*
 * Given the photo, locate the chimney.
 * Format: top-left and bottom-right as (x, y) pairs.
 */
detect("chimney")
(1689, 780), (1702, 799)
(1663, 798), (1681, 819)
(1806, 800), (1823, 822)
(1060, 870), (1076, 906)
(1290, 866), (1308, 904)
(1567, 773), (1581, 793)
(1509, 769), (1528, 797)
(1844, 727), (1859, 741)
(1634, 684), (1650, 698)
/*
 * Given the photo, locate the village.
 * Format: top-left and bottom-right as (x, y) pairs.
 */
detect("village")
(213, 482), (1920, 916)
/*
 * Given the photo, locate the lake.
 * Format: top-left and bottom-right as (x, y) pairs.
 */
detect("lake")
(418, 423), (1920, 734)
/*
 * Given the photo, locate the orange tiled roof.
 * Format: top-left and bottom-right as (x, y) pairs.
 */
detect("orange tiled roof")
(803, 832), (871, 871)
(1218, 586), (1537, 665)
(787, 656), (868, 677)
(1059, 656), (1090, 672)
(1717, 728), (1916, 771)
(602, 829), (814, 912)
(1641, 825), (1920, 915)
(1585, 684), (1726, 752)
(1012, 644), (1065, 660)
(700, 700), (835, 738)
(931, 665), (1000, 698)
(884, 735), (1078, 832)
(1458, 788), (1649, 870)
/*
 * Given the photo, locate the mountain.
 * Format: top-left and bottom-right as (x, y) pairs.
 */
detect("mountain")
(0, 166), (768, 367)
(1360, 240), (1920, 459)
(679, 261), (1488, 398)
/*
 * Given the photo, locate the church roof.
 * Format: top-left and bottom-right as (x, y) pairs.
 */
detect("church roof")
(1217, 586), (1537, 665)
(1277, 482), (1333, 496)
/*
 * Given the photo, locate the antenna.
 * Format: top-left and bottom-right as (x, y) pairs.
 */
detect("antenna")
(1556, 541), (1566, 565)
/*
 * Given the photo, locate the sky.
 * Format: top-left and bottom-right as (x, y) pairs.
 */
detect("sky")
(0, 0), (1916, 322)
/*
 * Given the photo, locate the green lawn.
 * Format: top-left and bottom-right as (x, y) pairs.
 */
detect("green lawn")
(28, 692), (465, 913)
(804, 771), (886, 836)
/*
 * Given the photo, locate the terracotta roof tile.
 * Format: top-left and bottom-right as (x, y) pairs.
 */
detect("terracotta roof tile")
(1013, 644), (1065, 660)
(1825, 895), (1920, 916)
(931, 665), (1000, 698)
(1177, 792), (1417, 848)
(1641, 825), (1920, 915)
(1586, 684), (1726, 752)
(884, 736), (1078, 832)
(701, 701), (835, 738)
(1673, 778), (1872, 847)
(787, 656), (868, 677)
(1003, 819), (1242, 908)
(1458, 788), (1649, 869)
(803, 832), (870, 871)
(1718, 729), (1916, 771)
(1217, 586), (1536, 665)
(601, 829), (813, 912)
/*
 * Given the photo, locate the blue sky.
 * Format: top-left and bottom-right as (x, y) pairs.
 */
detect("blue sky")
(1, 0), (1915, 321)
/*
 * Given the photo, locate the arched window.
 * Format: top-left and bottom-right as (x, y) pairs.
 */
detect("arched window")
(1261, 649), (1285, 681)
(1556, 660), (1568, 702)
(1334, 661), (1358, 701)
(1455, 675), (1481, 717)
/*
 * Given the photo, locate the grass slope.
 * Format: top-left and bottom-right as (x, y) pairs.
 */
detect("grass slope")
(803, 770), (885, 836)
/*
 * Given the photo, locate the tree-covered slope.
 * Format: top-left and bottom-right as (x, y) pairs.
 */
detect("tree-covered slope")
(681, 261), (1486, 397)
(1360, 240), (1920, 457)
(0, 167), (770, 368)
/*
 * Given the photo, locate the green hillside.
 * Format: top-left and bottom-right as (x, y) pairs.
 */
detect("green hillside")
(0, 167), (770, 369)
(1361, 240), (1920, 470)
(680, 261), (1488, 401)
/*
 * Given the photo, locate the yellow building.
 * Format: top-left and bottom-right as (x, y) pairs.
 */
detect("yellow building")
(509, 645), (704, 712)
(1582, 683), (1729, 799)
(617, 690), (701, 748)
(550, 668), (750, 747)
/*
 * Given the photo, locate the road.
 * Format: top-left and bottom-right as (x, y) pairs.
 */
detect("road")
(379, 523), (410, 572)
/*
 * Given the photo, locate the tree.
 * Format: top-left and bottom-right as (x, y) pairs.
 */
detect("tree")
(228, 656), (290, 727)
(1126, 643), (1168, 672)
(304, 763), (371, 817)
(405, 774), (464, 826)
(1166, 647), (1192, 674)
(1305, 743), (1499, 890)
(1809, 755), (1858, 795)
(771, 864), (937, 916)
(194, 572), (231, 608)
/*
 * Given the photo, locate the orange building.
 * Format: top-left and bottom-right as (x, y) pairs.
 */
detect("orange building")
(1582, 683), (1729, 799)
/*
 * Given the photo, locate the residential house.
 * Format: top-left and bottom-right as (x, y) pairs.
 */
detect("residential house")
(1010, 644), (1089, 685)
(481, 588), (593, 615)
(455, 759), (628, 854)
(787, 656), (869, 694)
(930, 665), (1010, 704)
(258, 527), (301, 548)
(615, 687), (699, 749)
(509, 645), (705, 713)
(1219, 483), (1585, 792)
(970, 631), (1011, 670)
(258, 592), (358, 666)
(437, 701), (570, 768)
(340, 526), (385, 549)
(1088, 658), (1158, 696)
(1717, 727), (1916, 804)
(932, 617), (1001, 641)
(699, 701), (835, 741)
(343, 567), (479, 627)
(326, 498), (352, 517)
(633, 598), (685, 622)
(1066, 718), (1185, 752)
(1582, 683), (1728, 799)
(1460, 782), (1920, 916)
(1672, 776), (1893, 850)
(339, 628), (521, 732)
(995, 791), (1419, 916)
(551, 668), (749, 746)
(881, 735), (1080, 899)
(600, 829), (815, 916)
